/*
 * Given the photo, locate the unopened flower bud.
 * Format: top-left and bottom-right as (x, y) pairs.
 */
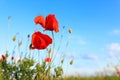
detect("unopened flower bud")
(28, 34), (30, 38)
(61, 59), (64, 64)
(70, 60), (73, 65)
(69, 28), (72, 33)
(13, 36), (16, 41)
(2, 55), (6, 60)
(29, 43), (33, 50)
(11, 56), (14, 60)
(19, 41), (22, 46)
(17, 59), (21, 64)
(63, 26), (65, 29)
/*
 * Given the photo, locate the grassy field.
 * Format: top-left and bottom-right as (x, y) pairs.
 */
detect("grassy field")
(63, 76), (120, 80)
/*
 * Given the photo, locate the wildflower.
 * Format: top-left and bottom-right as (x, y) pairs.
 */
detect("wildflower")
(45, 14), (59, 33)
(45, 57), (51, 62)
(31, 31), (52, 50)
(34, 15), (45, 27)
(117, 70), (120, 75)
(116, 68), (120, 75)
(69, 28), (72, 33)
(1, 55), (6, 60)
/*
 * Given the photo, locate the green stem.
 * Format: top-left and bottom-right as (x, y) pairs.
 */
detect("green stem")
(6, 17), (11, 52)
(52, 27), (65, 64)
(60, 33), (71, 62)
(38, 50), (40, 63)
(18, 39), (20, 57)
(51, 31), (55, 60)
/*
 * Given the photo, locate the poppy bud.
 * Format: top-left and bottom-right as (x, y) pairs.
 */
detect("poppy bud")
(61, 59), (64, 64)
(11, 56), (14, 60)
(19, 41), (22, 46)
(17, 59), (21, 64)
(13, 35), (16, 41)
(29, 43), (33, 50)
(2, 55), (6, 60)
(70, 60), (73, 65)
(63, 26), (65, 29)
(48, 48), (52, 54)
(69, 28), (72, 33)
(28, 34), (30, 38)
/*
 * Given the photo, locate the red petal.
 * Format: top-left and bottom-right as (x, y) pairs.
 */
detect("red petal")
(34, 16), (45, 28)
(31, 31), (52, 50)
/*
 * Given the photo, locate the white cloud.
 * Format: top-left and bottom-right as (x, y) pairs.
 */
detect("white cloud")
(109, 43), (120, 51)
(111, 29), (120, 36)
(109, 51), (118, 58)
(107, 43), (120, 58)
(78, 40), (86, 45)
(71, 35), (87, 45)
(81, 53), (98, 60)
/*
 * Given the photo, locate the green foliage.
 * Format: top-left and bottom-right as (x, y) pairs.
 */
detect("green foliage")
(54, 66), (63, 77)
(0, 54), (65, 80)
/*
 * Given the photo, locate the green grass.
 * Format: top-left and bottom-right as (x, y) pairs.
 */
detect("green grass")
(63, 76), (120, 80)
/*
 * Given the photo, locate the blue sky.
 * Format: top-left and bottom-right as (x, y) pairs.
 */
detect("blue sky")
(0, 0), (120, 76)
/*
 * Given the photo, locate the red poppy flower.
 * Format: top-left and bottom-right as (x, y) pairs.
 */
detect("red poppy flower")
(116, 68), (120, 75)
(117, 70), (120, 75)
(34, 16), (45, 28)
(45, 14), (59, 33)
(31, 31), (52, 50)
(2, 55), (6, 60)
(45, 57), (51, 62)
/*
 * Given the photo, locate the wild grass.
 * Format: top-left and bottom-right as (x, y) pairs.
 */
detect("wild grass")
(63, 75), (120, 80)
